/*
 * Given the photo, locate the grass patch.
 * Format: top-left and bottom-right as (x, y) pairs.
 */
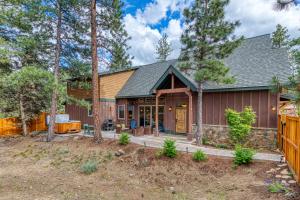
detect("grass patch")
(80, 160), (98, 175)
(192, 150), (207, 162)
(268, 182), (289, 193)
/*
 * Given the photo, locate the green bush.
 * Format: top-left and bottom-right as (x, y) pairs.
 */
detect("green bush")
(119, 132), (130, 145)
(268, 182), (289, 193)
(80, 160), (98, 174)
(225, 106), (256, 144)
(215, 144), (228, 149)
(234, 145), (255, 165)
(163, 139), (177, 158)
(192, 150), (207, 162)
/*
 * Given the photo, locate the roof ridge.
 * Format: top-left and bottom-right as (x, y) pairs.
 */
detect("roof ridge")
(244, 33), (270, 40)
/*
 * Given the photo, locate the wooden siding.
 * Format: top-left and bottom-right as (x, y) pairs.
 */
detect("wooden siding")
(99, 70), (134, 99)
(65, 101), (116, 126)
(68, 70), (134, 100)
(116, 90), (279, 132)
(201, 90), (278, 128)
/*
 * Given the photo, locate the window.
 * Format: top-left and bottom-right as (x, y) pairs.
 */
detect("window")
(118, 105), (125, 119)
(87, 101), (93, 117)
(128, 105), (134, 121)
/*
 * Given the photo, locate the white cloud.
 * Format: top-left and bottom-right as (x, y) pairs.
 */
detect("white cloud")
(125, 0), (300, 66)
(226, 0), (300, 38)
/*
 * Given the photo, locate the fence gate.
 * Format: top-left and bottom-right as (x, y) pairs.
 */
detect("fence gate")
(278, 115), (300, 184)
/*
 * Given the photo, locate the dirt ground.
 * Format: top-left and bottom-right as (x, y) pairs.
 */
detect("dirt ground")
(0, 136), (299, 200)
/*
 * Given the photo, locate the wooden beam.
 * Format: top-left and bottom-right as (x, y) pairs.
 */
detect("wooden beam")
(157, 88), (189, 96)
(155, 94), (161, 136)
(188, 92), (193, 134)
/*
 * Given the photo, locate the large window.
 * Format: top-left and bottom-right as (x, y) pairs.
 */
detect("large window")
(118, 105), (125, 119)
(139, 105), (164, 127)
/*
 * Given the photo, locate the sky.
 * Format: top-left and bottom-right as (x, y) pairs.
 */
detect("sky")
(123, 0), (300, 66)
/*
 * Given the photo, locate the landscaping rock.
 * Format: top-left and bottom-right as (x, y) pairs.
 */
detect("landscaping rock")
(282, 175), (291, 179)
(115, 149), (125, 157)
(169, 187), (176, 194)
(281, 169), (289, 175)
(266, 168), (276, 173)
(275, 168), (281, 171)
(288, 180), (297, 184)
(281, 180), (287, 185)
(278, 163), (287, 167)
(275, 175), (282, 178)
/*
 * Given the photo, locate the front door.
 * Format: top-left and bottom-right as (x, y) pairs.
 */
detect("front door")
(176, 108), (187, 133)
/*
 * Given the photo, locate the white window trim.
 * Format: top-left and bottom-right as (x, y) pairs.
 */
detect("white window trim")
(118, 105), (126, 120)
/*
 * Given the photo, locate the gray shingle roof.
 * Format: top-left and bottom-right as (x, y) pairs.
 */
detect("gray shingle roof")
(117, 34), (291, 98)
(117, 60), (177, 98)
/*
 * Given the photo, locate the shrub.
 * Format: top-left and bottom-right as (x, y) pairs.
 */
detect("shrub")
(163, 139), (177, 158)
(225, 106), (256, 144)
(268, 182), (289, 193)
(80, 160), (98, 174)
(119, 132), (130, 145)
(234, 145), (255, 165)
(192, 150), (207, 162)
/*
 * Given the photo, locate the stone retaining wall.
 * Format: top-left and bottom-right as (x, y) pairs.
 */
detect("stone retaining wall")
(202, 124), (277, 151)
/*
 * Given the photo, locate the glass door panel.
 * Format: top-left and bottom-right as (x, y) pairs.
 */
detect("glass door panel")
(145, 106), (151, 126)
(139, 106), (144, 126)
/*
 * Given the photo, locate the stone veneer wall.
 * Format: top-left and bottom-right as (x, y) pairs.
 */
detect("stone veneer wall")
(202, 124), (277, 151)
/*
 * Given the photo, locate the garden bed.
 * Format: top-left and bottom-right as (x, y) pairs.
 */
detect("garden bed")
(0, 136), (299, 200)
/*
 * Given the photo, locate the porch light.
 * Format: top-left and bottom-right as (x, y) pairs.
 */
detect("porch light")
(168, 106), (172, 111)
(272, 106), (276, 111)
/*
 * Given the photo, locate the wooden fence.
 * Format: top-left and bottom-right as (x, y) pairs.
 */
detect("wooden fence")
(278, 115), (300, 184)
(0, 113), (47, 137)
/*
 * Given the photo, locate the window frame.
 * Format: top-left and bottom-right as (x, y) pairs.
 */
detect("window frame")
(118, 104), (126, 120)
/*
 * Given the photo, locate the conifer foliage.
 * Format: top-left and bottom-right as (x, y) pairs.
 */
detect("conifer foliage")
(179, 0), (243, 145)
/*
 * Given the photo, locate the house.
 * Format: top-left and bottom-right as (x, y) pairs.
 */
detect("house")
(66, 34), (292, 148)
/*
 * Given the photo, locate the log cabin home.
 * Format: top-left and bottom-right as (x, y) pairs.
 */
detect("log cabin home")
(66, 34), (292, 144)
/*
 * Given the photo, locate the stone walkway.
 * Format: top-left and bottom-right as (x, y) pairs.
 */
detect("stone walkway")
(71, 131), (281, 162)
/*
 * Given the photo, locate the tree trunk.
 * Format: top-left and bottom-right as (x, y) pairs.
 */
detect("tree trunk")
(47, 1), (62, 142)
(196, 82), (203, 145)
(91, 0), (102, 143)
(19, 95), (28, 136)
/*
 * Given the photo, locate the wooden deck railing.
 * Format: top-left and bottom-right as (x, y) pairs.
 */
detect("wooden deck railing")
(278, 115), (300, 184)
(0, 113), (47, 136)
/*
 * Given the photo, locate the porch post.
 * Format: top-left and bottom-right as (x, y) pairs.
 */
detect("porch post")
(155, 93), (160, 136)
(188, 91), (193, 134)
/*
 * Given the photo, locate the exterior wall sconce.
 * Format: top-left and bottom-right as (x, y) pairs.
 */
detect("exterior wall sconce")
(168, 106), (172, 111)
(271, 106), (276, 111)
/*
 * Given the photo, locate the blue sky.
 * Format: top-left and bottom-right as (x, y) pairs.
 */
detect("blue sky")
(122, 0), (300, 66)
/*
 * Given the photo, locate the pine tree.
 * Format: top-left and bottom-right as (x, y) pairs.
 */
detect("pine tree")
(91, 0), (102, 142)
(109, 0), (132, 70)
(156, 33), (172, 61)
(179, 0), (243, 145)
(272, 24), (289, 48)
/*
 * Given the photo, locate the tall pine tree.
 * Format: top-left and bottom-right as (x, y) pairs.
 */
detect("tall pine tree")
(155, 33), (172, 61)
(109, 0), (132, 70)
(179, 0), (243, 145)
(272, 24), (289, 48)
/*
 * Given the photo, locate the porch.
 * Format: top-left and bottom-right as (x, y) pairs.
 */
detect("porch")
(116, 71), (197, 138)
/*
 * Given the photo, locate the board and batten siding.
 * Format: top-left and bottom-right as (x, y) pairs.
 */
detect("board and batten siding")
(200, 90), (278, 128)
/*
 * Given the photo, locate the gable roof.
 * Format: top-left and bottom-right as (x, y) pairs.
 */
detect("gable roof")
(117, 34), (292, 98)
